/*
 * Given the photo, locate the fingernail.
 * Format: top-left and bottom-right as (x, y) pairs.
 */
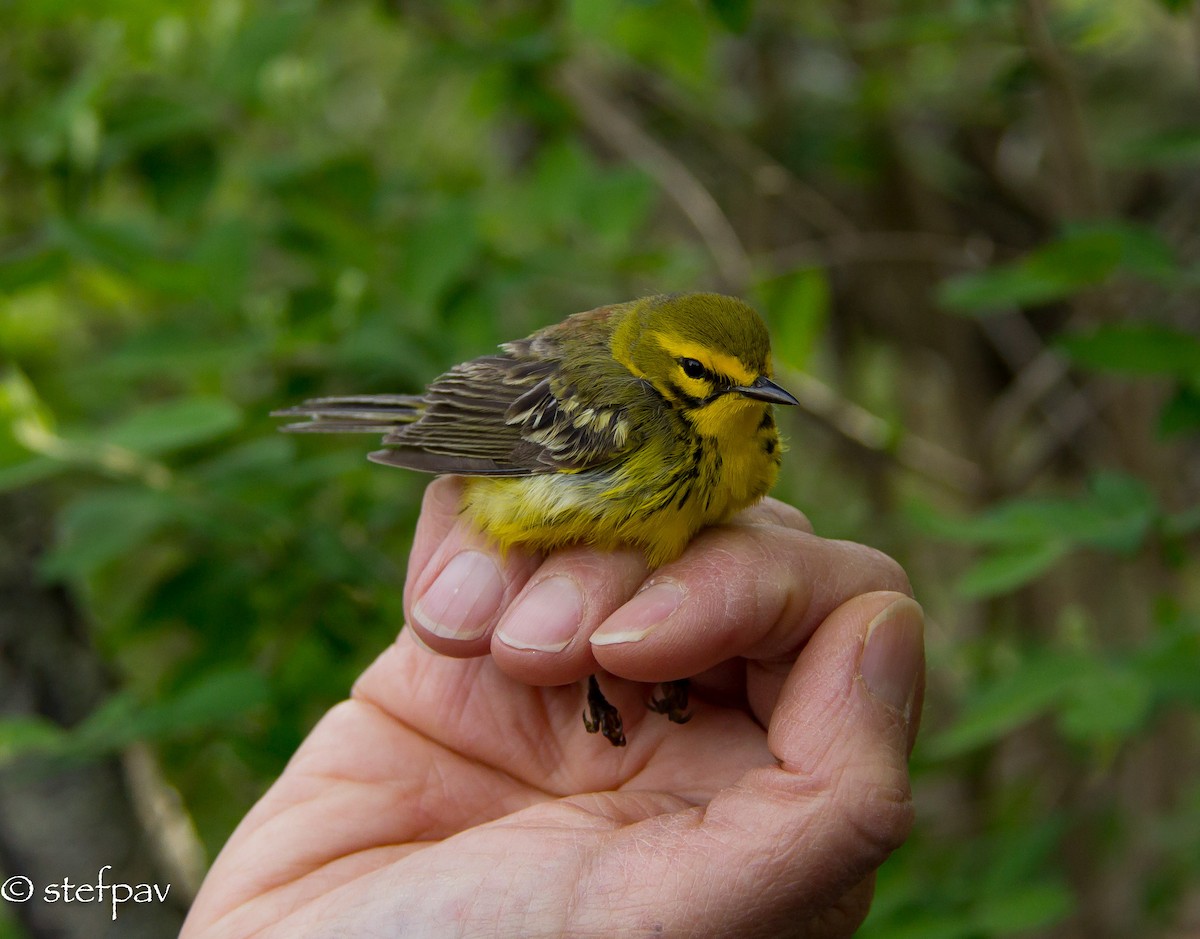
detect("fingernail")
(590, 581), (683, 646)
(860, 597), (924, 722)
(412, 551), (504, 641)
(496, 575), (583, 652)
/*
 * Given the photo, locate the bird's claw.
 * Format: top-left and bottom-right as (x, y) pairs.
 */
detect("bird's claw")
(583, 674), (626, 747)
(647, 678), (692, 724)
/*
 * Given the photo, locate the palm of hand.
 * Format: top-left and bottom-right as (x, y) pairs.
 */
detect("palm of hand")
(182, 482), (922, 939)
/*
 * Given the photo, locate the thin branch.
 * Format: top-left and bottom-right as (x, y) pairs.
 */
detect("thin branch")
(780, 367), (985, 496)
(631, 70), (860, 238)
(979, 312), (1101, 451)
(770, 230), (988, 272)
(996, 377), (1129, 490)
(686, 120), (857, 238)
(555, 65), (754, 292)
(1020, 0), (1106, 218)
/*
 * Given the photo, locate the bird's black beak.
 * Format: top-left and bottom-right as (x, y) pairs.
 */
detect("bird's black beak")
(735, 375), (799, 406)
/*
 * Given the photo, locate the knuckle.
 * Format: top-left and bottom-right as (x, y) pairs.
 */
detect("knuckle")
(762, 498), (815, 533)
(830, 765), (915, 859)
(422, 475), (462, 514)
(733, 498), (814, 534)
(841, 542), (912, 597)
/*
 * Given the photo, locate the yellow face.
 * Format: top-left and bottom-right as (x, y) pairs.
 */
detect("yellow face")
(655, 334), (765, 388)
(608, 293), (797, 436)
(648, 334), (769, 437)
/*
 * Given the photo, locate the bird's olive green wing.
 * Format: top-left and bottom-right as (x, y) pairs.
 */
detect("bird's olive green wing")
(368, 344), (640, 477)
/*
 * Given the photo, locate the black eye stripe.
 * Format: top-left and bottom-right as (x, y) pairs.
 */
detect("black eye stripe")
(675, 358), (744, 402)
(664, 380), (705, 409)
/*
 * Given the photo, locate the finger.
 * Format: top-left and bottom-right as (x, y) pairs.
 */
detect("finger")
(491, 545), (650, 685)
(486, 498), (809, 685)
(733, 496), (814, 534)
(573, 592), (923, 936)
(404, 477), (543, 656)
(403, 475), (464, 602)
(589, 521), (911, 682)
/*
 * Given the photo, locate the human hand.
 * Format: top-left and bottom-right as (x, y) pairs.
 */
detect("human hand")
(181, 477), (923, 938)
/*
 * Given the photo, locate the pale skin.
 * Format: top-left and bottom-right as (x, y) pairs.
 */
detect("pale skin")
(181, 477), (924, 938)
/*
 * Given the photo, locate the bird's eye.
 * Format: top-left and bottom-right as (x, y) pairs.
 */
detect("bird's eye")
(679, 358), (706, 380)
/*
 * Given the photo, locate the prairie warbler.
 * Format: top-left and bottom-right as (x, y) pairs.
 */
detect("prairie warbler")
(277, 293), (798, 744)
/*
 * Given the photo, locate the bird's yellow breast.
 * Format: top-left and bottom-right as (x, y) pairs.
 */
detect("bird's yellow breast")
(689, 397), (777, 496)
(460, 397), (781, 568)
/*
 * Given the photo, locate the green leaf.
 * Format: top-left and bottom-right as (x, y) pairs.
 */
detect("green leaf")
(1057, 661), (1152, 741)
(0, 245), (68, 293)
(708, 0), (754, 32)
(618, 3), (716, 91)
(1110, 224), (1181, 281)
(859, 914), (971, 939)
(0, 717), (67, 766)
(913, 499), (1072, 545)
(1163, 503), (1200, 538)
(135, 134), (220, 220)
(939, 224), (1177, 314)
(969, 882), (1074, 933)
(929, 653), (1077, 757)
(1160, 384), (1200, 436)
(146, 668), (269, 734)
(532, 139), (592, 223)
(1129, 609), (1200, 708)
(0, 670), (271, 768)
(1119, 126), (1200, 166)
(916, 473), (1155, 555)
(74, 669), (269, 753)
(938, 263), (1082, 314)
(0, 367), (64, 490)
(83, 327), (262, 382)
(0, 454), (62, 492)
(192, 218), (254, 308)
(397, 199), (479, 312)
(105, 397), (242, 456)
(195, 437), (295, 484)
(956, 539), (1069, 598)
(1084, 471), (1158, 551)
(976, 819), (1068, 894)
(40, 488), (174, 581)
(926, 473), (1156, 598)
(49, 217), (209, 297)
(211, 5), (308, 99)
(101, 90), (222, 159)
(762, 267), (830, 370)
(1058, 325), (1200, 378)
(583, 170), (654, 254)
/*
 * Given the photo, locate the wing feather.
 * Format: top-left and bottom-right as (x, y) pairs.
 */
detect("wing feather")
(372, 309), (639, 476)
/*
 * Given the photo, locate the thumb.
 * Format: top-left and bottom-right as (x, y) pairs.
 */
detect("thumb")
(768, 590), (924, 859)
(752, 590), (925, 931)
(771, 589), (924, 764)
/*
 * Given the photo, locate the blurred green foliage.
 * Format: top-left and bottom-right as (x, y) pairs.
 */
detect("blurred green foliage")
(1, 0), (1199, 936)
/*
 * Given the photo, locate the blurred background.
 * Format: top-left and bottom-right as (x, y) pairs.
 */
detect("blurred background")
(1, 0), (1198, 936)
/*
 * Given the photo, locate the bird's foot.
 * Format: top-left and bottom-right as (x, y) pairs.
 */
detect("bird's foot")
(647, 678), (692, 724)
(583, 674), (626, 747)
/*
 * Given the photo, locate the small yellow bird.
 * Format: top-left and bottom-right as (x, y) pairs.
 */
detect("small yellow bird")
(277, 292), (798, 745)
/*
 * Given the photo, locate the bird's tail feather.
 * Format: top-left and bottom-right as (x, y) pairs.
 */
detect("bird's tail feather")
(273, 394), (423, 434)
